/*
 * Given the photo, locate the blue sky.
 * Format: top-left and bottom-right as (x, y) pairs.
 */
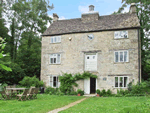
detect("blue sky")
(48, 0), (129, 20)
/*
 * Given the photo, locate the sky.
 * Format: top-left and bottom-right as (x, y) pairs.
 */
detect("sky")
(48, 0), (130, 20)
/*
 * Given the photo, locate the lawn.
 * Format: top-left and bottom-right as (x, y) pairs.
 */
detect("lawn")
(60, 96), (150, 113)
(0, 94), (84, 113)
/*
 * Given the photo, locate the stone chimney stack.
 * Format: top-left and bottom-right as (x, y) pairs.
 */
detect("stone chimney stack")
(129, 3), (136, 13)
(53, 13), (59, 22)
(81, 5), (99, 23)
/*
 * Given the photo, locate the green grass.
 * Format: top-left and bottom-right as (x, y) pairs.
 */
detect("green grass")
(0, 94), (84, 113)
(60, 96), (150, 113)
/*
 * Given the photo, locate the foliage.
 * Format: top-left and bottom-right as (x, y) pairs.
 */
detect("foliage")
(77, 89), (84, 96)
(0, 0), (53, 84)
(0, 62), (25, 84)
(45, 86), (59, 95)
(0, 37), (12, 71)
(100, 89), (112, 97)
(59, 72), (97, 94)
(100, 89), (107, 96)
(96, 89), (100, 94)
(17, 36), (41, 78)
(19, 76), (44, 88)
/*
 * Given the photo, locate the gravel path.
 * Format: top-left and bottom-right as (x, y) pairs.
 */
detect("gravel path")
(48, 97), (88, 113)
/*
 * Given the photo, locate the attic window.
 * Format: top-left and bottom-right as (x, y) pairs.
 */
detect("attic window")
(114, 31), (128, 39)
(50, 36), (61, 43)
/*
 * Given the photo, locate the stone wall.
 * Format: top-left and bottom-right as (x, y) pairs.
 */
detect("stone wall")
(41, 29), (140, 93)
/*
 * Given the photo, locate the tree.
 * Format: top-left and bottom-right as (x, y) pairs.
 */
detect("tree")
(0, 37), (12, 71)
(115, 0), (150, 80)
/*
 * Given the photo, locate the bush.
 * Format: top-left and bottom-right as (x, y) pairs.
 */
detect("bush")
(69, 91), (77, 95)
(96, 89), (100, 95)
(45, 87), (59, 95)
(106, 89), (112, 96)
(77, 89), (84, 96)
(100, 89), (106, 96)
(19, 76), (44, 88)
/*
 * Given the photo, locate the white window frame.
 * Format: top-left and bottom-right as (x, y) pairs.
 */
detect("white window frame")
(114, 31), (128, 39)
(114, 76), (129, 88)
(49, 75), (60, 88)
(50, 36), (61, 43)
(114, 50), (129, 63)
(50, 54), (61, 64)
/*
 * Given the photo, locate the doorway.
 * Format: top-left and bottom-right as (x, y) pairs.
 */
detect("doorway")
(90, 77), (96, 94)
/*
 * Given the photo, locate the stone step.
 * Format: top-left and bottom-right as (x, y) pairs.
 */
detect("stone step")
(83, 94), (96, 97)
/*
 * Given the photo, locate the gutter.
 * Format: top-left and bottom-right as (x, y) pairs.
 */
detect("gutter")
(138, 29), (141, 83)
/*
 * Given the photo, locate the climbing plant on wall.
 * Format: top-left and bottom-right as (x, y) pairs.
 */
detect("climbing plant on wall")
(59, 71), (97, 94)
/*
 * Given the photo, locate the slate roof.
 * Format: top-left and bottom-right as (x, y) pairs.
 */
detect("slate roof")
(43, 13), (140, 36)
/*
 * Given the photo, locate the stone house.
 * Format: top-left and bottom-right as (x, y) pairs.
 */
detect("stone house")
(41, 4), (141, 94)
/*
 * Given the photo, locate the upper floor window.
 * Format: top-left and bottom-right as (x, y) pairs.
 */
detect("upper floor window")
(114, 50), (129, 62)
(50, 54), (61, 64)
(50, 36), (61, 43)
(114, 31), (128, 39)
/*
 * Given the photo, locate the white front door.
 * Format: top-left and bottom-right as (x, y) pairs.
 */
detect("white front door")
(84, 78), (90, 94)
(85, 53), (97, 71)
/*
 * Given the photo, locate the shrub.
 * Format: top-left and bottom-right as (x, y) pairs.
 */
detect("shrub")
(19, 76), (44, 88)
(100, 89), (106, 96)
(45, 87), (59, 94)
(106, 89), (111, 95)
(77, 89), (84, 96)
(96, 89), (100, 95)
(69, 91), (77, 95)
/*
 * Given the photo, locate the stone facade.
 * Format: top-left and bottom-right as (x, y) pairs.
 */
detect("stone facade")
(41, 29), (141, 93)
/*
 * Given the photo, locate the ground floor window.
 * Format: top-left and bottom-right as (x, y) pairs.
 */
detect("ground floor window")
(50, 75), (60, 88)
(115, 76), (128, 88)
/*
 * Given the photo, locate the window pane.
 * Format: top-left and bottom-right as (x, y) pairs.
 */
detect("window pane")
(120, 52), (123, 62)
(124, 51), (128, 62)
(54, 58), (56, 63)
(50, 58), (53, 64)
(54, 37), (57, 43)
(51, 38), (53, 43)
(115, 77), (118, 87)
(57, 54), (60, 63)
(120, 77), (123, 87)
(53, 77), (56, 87)
(93, 56), (95, 59)
(124, 77), (128, 87)
(115, 52), (118, 62)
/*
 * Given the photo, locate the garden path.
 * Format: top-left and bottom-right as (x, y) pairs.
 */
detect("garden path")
(48, 97), (88, 113)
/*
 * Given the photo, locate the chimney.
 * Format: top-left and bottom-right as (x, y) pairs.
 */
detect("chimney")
(53, 13), (59, 22)
(81, 5), (99, 23)
(129, 3), (136, 13)
(89, 5), (94, 12)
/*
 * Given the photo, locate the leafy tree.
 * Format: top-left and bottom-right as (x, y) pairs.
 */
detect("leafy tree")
(115, 0), (150, 80)
(0, 37), (12, 71)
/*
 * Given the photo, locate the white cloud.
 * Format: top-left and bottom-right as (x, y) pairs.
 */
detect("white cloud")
(78, 5), (89, 13)
(122, 7), (129, 13)
(59, 16), (66, 20)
